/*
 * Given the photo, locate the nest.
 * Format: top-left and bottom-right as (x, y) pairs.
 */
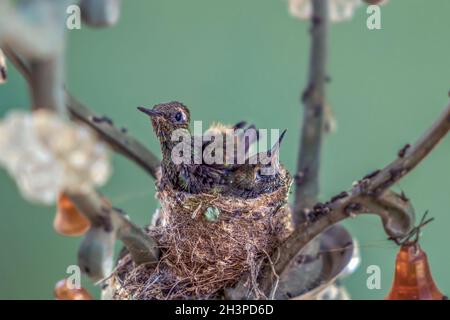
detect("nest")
(108, 175), (293, 300)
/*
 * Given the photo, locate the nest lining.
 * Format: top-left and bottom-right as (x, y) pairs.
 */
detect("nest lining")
(110, 175), (292, 300)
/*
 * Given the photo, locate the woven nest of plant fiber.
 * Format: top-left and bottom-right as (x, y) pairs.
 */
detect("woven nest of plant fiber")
(107, 175), (293, 300)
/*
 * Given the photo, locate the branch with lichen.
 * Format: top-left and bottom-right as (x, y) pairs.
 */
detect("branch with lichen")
(293, 0), (329, 226)
(228, 103), (450, 299)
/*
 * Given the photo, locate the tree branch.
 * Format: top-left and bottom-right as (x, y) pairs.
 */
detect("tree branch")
(293, 0), (329, 226)
(368, 105), (450, 194)
(68, 190), (159, 281)
(2, 46), (160, 179)
(66, 93), (160, 179)
(229, 102), (450, 299)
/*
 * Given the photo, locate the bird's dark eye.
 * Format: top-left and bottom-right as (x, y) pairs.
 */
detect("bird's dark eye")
(256, 169), (263, 179)
(174, 112), (184, 122)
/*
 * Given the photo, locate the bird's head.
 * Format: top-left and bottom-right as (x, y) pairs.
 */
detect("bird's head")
(138, 102), (191, 137)
(232, 129), (289, 196)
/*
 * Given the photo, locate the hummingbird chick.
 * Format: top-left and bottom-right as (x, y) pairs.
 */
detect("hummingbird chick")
(138, 101), (290, 198)
(228, 129), (289, 198)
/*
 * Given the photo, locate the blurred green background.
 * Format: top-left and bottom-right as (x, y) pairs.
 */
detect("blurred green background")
(1, 0), (449, 299)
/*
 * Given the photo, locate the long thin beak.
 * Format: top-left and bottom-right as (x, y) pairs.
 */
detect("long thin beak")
(137, 106), (163, 117)
(269, 129), (287, 167)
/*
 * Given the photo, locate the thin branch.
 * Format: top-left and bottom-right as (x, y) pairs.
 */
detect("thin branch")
(0, 1), (68, 60)
(67, 94), (160, 179)
(29, 56), (66, 116)
(293, 0), (329, 226)
(229, 102), (450, 299)
(3, 46), (160, 179)
(2, 46), (30, 81)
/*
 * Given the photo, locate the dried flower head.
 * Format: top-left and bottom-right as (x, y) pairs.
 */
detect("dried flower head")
(54, 279), (93, 300)
(0, 110), (112, 204)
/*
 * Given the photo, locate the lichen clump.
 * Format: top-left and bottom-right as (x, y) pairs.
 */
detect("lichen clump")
(109, 173), (292, 300)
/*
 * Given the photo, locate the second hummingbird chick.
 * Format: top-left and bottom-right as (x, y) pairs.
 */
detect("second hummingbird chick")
(228, 129), (290, 198)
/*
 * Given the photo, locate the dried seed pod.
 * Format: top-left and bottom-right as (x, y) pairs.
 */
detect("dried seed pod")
(54, 193), (91, 236)
(80, 0), (121, 27)
(78, 226), (115, 282)
(386, 243), (446, 300)
(54, 279), (93, 300)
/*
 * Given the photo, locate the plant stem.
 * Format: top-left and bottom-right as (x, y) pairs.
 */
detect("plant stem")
(293, 0), (329, 226)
